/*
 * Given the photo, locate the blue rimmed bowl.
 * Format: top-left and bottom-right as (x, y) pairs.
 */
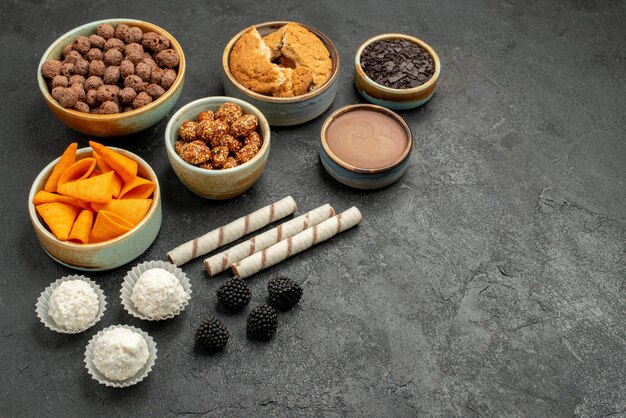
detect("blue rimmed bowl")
(37, 18), (185, 137)
(320, 104), (413, 189)
(222, 21), (340, 126)
(354, 33), (440, 110)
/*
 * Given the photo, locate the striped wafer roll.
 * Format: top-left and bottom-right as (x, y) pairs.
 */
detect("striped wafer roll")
(232, 206), (362, 279)
(204, 204), (335, 276)
(166, 196), (297, 266)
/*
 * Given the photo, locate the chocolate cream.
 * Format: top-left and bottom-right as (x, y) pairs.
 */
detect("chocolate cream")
(325, 109), (408, 170)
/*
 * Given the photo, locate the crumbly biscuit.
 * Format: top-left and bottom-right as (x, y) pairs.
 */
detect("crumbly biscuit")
(279, 23), (332, 87)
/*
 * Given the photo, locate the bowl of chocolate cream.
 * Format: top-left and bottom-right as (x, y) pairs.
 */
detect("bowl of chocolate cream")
(320, 104), (412, 189)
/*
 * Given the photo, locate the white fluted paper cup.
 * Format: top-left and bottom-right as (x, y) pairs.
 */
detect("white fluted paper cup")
(36, 275), (106, 334)
(84, 324), (157, 388)
(120, 260), (192, 321)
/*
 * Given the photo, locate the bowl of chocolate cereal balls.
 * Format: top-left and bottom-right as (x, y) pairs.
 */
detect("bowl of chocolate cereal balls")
(37, 19), (185, 137)
(164, 97), (271, 200)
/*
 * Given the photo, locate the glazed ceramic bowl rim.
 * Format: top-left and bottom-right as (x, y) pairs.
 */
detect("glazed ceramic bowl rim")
(36, 18), (186, 121)
(222, 20), (340, 104)
(354, 33), (440, 95)
(164, 96), (271, 176)
(28, 146), (160, 249)
(320, 104), (413, 174)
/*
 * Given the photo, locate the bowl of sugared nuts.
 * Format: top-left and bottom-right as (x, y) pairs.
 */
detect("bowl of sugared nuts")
(164, 97), (271, 200)
(37, 19), (185, 137)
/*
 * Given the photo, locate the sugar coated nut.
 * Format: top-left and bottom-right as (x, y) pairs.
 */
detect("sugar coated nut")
(150, 35), (170, 53)
(197, 119), (229, 143)
(57, 87), (79, 108)
(146, 83), (165, 99)
(74, 101), (90, 113)
(72, 36), (91, 54)
(89, 34), (106, 49)
(61, 63), (75, 77)
(86, 89), (98, 107)
(74, 59), (90, 77)
(161, 69), (177, 89)
(235, 144), (260, 164)
(220, 134), (243, 153)
(115, 24), (130, 40)
(142, 32), (158, 49)
(215, 102), (243, 125)
(64, 50), (82, 65)
(135, 62), (151, 82)
(211, 146), (229, 168)
(119, 87), (137, 104)
(196, 110), (214, 123)
(132, 91), (152, 108)
(103, 66), (121, 85)
(96, 85), (119, 102)
(197, 161), (213, 170)
(84, 76), (104, 91)
(42, 60), (63, 79)
(103, 49), (123, 66)
(178, 121), (199, 142)
(86, 48), (103, 62)
(177, 140), (212, 165)
(120, 60), (134, 78)
(89, 60), (106, 77)
(104, 38), (125, 53)
(245, 131), (262, 149)
(51, 75), (68, 88)
(96, 23), (115, 40)
(155, 49), (179, 68)
(125, 75), (145, 92)
(100, 100), (119, 114)
(124, 27), (143, 44)
(223, 156), (239, 169)
(230, 114), (259, 137)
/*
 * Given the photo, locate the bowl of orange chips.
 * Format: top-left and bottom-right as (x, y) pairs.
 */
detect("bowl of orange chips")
(28, 142), (161, 271)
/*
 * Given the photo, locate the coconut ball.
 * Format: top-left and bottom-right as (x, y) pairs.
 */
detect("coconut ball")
(48, 280), (99, 331)
(92, 327), (149, 381)
(130, 268), (186, 319)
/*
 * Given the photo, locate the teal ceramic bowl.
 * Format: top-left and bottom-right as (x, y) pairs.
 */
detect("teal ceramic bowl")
(28, 147), (162, 271)
(320, 104), (413, 189)
(222, 21), (340, 126)
(37, 18), (185, 137)
(354, 33), (440, 110)
(165, 97), (271, 199)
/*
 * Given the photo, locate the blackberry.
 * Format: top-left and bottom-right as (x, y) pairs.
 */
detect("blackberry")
(247, 304), (278, 341)
(268, 277), (303, 311)
(216, 278), (251, 312)
(195, 316), (229, 351)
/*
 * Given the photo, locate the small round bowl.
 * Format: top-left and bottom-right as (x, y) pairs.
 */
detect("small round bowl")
(222, 21), (340, 126)
(28, 147), (162, 271)
(165, 97), (271, 199)
(37, 18), (186, 137)
(320, 104), (413, 189)
(354, 33), (440, 110)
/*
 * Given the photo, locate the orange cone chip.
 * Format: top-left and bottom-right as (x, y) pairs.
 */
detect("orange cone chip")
(93, 151), (112, 173)
(57, 171), (114, 203)
(90, 210), (135, 243)
(89, 141), (137, 183)
(33, 191), (81, 207)
(35, 202), (80, 241)
(68, 210), (94, 244)
(119, 176), (155, 199)
(43, 143), (77, 193)
(58, 158), (96, 187)
(91, 199), (152, 226)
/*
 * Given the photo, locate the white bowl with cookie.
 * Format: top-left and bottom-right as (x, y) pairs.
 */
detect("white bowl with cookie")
(222, 21), (340, 126)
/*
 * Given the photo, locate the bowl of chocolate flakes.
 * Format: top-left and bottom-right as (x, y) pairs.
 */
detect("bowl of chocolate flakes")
(37, 18), (185, 137)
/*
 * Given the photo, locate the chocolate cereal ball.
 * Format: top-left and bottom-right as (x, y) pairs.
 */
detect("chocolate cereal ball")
(71, 83), (86, 101)
(126, 50), (144, 65)
(215, 102), (243, 125)
(124, 42), (143, 57)
(155, 49), (179, 68)
(51, 86), (64, 101)
(86, 48), (103, 62)
(135, 62), (151, 82)
(146, 83), (165, 99)
(70, 75), (86, 86)
(178, 121), (199, 142)
(197, 119), (229, 144)
(103, 66), (120, 85)
(104, 38), (125, 53)
(132, 91), (152, 108)
(235, 144), (260, 164)
(124, 75), (145, 92)
(72, 36), (91, 54)
(196, 110), (214, 123)
(230, 114), (258, 137)
(244, 131), (262, 149)
(61, 63), (75, 77)
(51, 75), (68, 88)
(64, 50), (82, 65)
(103, 49), (123, 66)
(120, 60), (134, 78)
(62, 44), (73, 58)
(142, 32), (158, 49)
(89, 60), (106, 77)
(57, 87), (78, 108)
(74, 59), (90, 77)
(211, 146), (229, 168)
(74, 101), (90, 113)
(41, 60), (63, 79)
(100, 100), (119, 114)
(85, 89), (98, 107)
(124, 27), (143, 44)
(143, 57), (158, 70)
(119, 87), (137, 104)
(96, 85), (119, 102)
(149, 67), (163, 85)
(96, 23), (115, 40)
(84, 76), (104, 91)
(115, 24), (130, 40)
(88, 34), (106, 49)
(161, 69), (177, 89)
(150, 35), (170, 53)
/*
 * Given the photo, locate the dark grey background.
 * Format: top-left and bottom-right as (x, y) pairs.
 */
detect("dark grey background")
(1, 0), (624, 416)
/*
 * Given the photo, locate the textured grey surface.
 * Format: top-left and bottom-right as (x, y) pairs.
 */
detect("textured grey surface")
(1, 0), (625, 416)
